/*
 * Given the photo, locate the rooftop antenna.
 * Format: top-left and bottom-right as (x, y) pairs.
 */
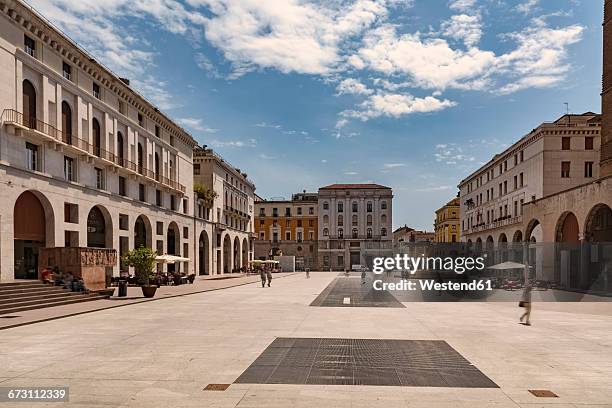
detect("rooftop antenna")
(564, 102), (570, 125)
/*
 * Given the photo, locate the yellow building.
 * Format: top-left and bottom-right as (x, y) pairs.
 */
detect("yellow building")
(434, 198), (460, 243)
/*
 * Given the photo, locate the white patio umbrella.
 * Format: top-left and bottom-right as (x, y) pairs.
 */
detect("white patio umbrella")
(156, 254), (190, 275)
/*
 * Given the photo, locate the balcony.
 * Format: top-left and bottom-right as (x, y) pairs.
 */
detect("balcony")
(2, 109), (185, 193)
(466, 215), (523, 235)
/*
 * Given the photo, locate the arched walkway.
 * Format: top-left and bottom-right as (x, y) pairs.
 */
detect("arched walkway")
(223, 235), (232, 274)
(233, 236), (240, 272)
(582, 204), (612, 291)
(13, 190), (54, 279)
(167, 222), (180, 273)
(198, 231), (210, 276)
(242, 238), (248, 268)
(134, 215), (152, 249)
(584, 204), (612, 242)
(555, 212), (579, 243)
(86, 205), (112, 248)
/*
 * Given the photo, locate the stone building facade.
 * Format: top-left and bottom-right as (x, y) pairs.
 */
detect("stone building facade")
(0, 0), (216, 281)
(193, 147), (255, 274)
(254, 191), (318, 269)
(317, 184), (393, 270)
(459, 113), (601, 247)
(434, 197), (460, 243)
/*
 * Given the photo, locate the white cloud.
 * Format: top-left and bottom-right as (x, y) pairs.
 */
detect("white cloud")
(340, 92), (456, 122)
(195, 53), (222, 78)
(415, 185), (453, 192)
(441, 14), (482, 47)
(210, 138), (257, 148)
(336, 78), (373, 95)
(131, 76), (180, 110)
(516, 0), (539, 15)
(382, 162), (406, 169)
(254, 122), (282, 129)
(177, 117), (219, 133)
(344, 171), (359, 175)
(448, 0), (477, 12)
(434, 143), (475, 165)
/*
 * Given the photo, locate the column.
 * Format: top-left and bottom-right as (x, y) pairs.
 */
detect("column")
(579, 237), (590, 290)
(56, 84), (62, 131)
(41, 74), (48, 124)
(75, 96), (83, 139)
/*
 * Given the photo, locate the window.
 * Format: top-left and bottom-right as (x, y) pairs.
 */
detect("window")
(367, 214), (372, 226)
(156, 222), (163, 235)
(585, 161), (594, 178)
(519, 172), (524, 187)
(367, 228), (372, 239)
(381, 228), (387, 237)
(513, 175), (517, 190)
(323, 201), (329, 210)
(338, 228), (344, 238)
(285, 207), (291, 216)
(381, 201), (387, 210)
(338, 215), (343, 226)
(367, 202), (372, 212)
(337, 202), (343, 212)
(272, 207), (278, 217)
(259, 232), (265, 240)
(26, 142), (38, 171)
(297, 207), (302, 215)
(119, 214), (129, 230)
(259, 208), (265, 216)
(62, 62), (72, 81)
(156, 189), (162, 206)
(562, 137), (570, 150)
(138, 113), (144, 127)
(520, 151), (524, 162)
(352, 201), (358, 212)
(297, 220), (302, 227)
(171, 195), (176, 211)
(139, 183), (145, 202)
(24, 35), (36, 57)
(183, 227), (189, 239)
(309, 231), (314, 240)
(561, 161), (570, 178)
(323, 215), (329, 224)
(297, 231), (303, 242)
(285, 231), (291, 240)
(64, 203), (78, 223)
(381, 214), (387, 224)
(64, 156), (75, 181)
(272, 232), (278, 243)
(585, 136), (594, 150)
(352, 228), (358, 239)
(323, 228), (329, 237)
(352, 214), (358, 226)
(514, 154), (518, 166)
(183, 198), (188, 214)
(118, 176), (126, 196)
(118, 100), (126, 115)
(337, 256), (344, 267)
(309, 207), (314, 215)
(95, 167), (104, 189)
(503, 180), (507, 194)
(93, 83), (101, 99)
(155, 125), (160, 138)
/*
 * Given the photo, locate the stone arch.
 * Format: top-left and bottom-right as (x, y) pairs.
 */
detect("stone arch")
(166, 221), (180, 273)
(524, 219), (541, 242)
(13, 190), (55, 279)
(233, 236), (240, 271)
(242, 238), (248, 267)
(86, 205), (112, 248)
(198, 230), (210, 275)
(584, 203), (612, 242)
(555, 212), (579, 243)
(134, 215), (152, 249)
(512, 230), (523, 243)
(223, 234), (232, 274)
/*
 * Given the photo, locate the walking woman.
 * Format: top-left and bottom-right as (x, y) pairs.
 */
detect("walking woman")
(259, 267), (267, 288)
(519, 282), (532, 326)
(265, 268), (273, 287)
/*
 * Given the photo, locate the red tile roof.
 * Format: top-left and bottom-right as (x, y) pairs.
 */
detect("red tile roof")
(320, 183), (391, 190)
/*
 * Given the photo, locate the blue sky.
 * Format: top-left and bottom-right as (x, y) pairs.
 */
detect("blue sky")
(29, 0), (602, 231)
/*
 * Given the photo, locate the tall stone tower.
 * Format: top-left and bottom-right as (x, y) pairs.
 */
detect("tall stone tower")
(602, 0), (612, 176)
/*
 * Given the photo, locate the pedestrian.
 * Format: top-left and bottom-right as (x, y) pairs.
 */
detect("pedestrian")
(259, 268), (266, 288)
(266, 268), (273, 287)
(305, 267), (310, 279)
(361, 269), (366, 285)
(519, 282), (533, 326)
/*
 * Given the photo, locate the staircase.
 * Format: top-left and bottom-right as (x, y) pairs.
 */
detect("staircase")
(0, 281), (109, 315)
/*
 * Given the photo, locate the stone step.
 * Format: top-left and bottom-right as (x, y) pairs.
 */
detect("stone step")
(0, 283), (49, 291)
(0, 281), (41, 287)
(0, 286), (67, 296)
(0, 294), (108, 315)
(0, 291), (78, 305)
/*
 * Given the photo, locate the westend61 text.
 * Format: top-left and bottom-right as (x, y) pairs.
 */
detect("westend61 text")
(372, 255), (486, 275)
(373, 279), (493, 292)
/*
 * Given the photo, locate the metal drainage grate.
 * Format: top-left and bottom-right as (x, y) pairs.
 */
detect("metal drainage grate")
(529, 390), (558, 398)
(203, 384), (230, 391)
(235, 338), (498, 388)
(310, 276), (404, 308)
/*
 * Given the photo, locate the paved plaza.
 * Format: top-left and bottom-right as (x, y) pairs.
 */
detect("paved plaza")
(1, 272), (612, 407)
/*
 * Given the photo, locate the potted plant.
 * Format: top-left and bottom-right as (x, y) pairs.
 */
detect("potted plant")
(121, 247), (158, 298)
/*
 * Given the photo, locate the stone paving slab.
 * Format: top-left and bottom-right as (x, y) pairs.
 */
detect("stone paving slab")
(0, 272), (611, 407)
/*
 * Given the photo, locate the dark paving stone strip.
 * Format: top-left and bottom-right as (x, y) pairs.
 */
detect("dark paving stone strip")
(235, 337), (498, 388)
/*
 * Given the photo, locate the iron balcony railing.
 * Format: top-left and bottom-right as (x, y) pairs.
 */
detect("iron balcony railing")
(2, 109), (185, 193)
